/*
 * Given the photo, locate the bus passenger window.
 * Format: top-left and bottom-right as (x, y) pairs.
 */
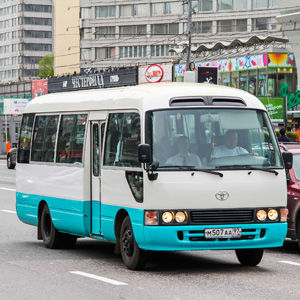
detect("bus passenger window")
(31, 115), (59, 163)
(18, 113), (34, 164)
(93, 124), (100, 176)
(104, 113), (141, 168)
(56, 114), (87, 164)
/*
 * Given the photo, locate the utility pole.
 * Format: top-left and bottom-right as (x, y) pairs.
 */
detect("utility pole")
(186, 0), (192, 71)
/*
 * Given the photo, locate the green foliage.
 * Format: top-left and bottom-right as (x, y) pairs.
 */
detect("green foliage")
(38, 54), (54, 78)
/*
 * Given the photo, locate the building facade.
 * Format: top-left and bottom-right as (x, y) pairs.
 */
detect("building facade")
(74, 0), (282, 71)
(0, 0), (53, 83)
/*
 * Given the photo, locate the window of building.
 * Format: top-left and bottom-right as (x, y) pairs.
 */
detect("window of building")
(95, 26), (115, 39)
(24, 56), (43, 64)
(95, 47), (115, 60)
(119, 46), (147, 58)
(56, 114), (87, 164)
(217, 20), (233, 32)
(151, 45), (175, 57)
(24, 30), (52, 39)
(24, 43), (52, 51)
(104, 113), (141, 167)
(120, 4), (148, 17)
(81, 48), (91, 60)
(217, 0), (233, 11)
(80, 7), (91, 19)
(236, 19), (248, 32)
(151, 23), (179, 35)
(18, 114), (35, 164)
(236, 0), (247, 10)
(192, 21), (213, 34)
(24, 4), (52, 13)
(95, 6), (116, 18)
(31, 115), (59, 163)
(252, 18), (268, 31)
(81, 28), (92, 40)
(152, 2), (182, 15)
(24, 17), (52, 26)
(184, 0), (213, 13)
(253, 0), (268, 8)
(119, 25), (146, 36)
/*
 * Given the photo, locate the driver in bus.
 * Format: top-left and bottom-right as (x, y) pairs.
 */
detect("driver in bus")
(211, 129), (248, 159)
(165, 135), (202, 168)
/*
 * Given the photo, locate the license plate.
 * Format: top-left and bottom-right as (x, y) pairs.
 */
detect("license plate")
(204, 227), (242, 239)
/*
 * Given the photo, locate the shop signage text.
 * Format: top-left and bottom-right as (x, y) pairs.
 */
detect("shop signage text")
(145, 65), (163, 83)
(279, 82), (300, 109)
(71, 74), (104, 89)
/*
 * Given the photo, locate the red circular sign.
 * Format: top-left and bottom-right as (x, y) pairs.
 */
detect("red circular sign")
(145, 65), (164, 83)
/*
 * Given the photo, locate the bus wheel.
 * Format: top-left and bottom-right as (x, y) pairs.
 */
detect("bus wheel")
(120, 216), (146, 270)
(296, 220), (300, 249)
(41, 204), (76, 249)
(235, 248), (264, 266)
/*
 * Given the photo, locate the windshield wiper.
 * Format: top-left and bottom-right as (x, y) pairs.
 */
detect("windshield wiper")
(159, 165), (223, 177)
(217, 165), (279, 175)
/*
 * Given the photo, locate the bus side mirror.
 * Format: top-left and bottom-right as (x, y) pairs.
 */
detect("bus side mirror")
(282, 152), (293, 170)
(138, 144), (152, 163)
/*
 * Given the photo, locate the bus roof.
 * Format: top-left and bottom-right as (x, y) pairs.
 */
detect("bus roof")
(25, 82), (266, 114)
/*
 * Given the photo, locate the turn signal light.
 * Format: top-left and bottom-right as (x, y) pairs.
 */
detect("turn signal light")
(280, 208), (288, 222)
(145, 211), (158, 225)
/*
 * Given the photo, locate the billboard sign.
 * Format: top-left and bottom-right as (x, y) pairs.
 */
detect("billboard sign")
(259, 97), (285, 123)
(32, 79), (48, 98)
(4, 98), (30, 115)
(198, 67), (218, 84)
(139, 63), (172, 84)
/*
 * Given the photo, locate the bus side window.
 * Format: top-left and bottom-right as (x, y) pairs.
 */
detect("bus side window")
(56, 114), (87, 164)
(104, 113), (140, 167)
(31, 115), (59, 163)
(18, 113), (34, 164)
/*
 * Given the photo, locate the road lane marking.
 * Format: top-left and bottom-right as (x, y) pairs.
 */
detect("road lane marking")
(1, 210), (16, 214)
(0, 187), (16, 191)
(70, 271), (128, 286)
(279, 260), (300, 266)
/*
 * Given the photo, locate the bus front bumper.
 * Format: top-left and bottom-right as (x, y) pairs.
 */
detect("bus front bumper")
(139, 223), (287, 251)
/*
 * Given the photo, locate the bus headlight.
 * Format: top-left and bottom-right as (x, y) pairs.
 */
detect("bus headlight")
(162, 211), (174, 224)
(257, 209), (267, 221)
(175, 211), (187, 223)
(268, 209), (278, 221)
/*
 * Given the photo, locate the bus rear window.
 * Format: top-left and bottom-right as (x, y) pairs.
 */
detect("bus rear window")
(17, 113), (34, 164)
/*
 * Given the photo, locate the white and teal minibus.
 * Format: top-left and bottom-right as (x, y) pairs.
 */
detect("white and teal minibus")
(16, 82), (292, 270)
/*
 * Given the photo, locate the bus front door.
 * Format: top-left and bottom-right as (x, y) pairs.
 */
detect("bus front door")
(90, 121), (105, 236)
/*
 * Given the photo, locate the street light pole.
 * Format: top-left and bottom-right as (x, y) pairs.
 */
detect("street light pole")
(186, 0), (192, 71)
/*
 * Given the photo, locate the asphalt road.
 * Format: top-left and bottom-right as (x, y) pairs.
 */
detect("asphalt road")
(1, 161), (300, 299)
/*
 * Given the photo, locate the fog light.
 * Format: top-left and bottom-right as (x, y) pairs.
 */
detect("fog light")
(257, 210), (267, 221)
(280, 208), (288, 222)
(145, 211), (158, 225)
(162, 211), (174, 224)
(268, 209), (278, 221)
(175, 211), (187, 223)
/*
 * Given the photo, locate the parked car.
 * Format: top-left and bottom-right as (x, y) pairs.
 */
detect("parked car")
(281, 143), (300, 248)
(7, 147), (17, 169)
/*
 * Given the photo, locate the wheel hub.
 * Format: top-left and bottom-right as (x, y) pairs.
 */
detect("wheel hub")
(122, 228), (134, 256)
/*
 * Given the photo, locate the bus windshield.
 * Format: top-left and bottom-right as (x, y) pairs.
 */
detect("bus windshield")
(147, 108), (283, 170)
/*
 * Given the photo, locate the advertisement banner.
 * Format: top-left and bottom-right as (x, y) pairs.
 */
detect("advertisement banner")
(138, 63), (172, 84)
(259, 97), (285, 122)
(198, 67), (218, 84)
(32, 79), (48, 98)
(4, 98), (30, 115)
(48, 68), (138, 93)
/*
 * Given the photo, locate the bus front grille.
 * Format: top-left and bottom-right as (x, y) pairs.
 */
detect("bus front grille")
(190, 209), (254, 224)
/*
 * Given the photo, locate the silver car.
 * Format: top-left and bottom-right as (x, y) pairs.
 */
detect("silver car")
(7, 147), (17, 169)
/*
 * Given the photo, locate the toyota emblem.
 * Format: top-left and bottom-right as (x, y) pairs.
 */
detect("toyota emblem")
(215, 191), (229, 201)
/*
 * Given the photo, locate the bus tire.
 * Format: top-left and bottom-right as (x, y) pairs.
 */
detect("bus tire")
(41, 204), (77, 249)
(120, 216), (146, 270)
(296, 219), (300, 249)
(235, 248), (264, 266)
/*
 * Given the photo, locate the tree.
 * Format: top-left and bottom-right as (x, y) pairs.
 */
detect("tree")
(38, 54), (54, 78)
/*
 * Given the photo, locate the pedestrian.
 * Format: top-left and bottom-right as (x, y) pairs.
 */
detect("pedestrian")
(278, 128), (290, 142)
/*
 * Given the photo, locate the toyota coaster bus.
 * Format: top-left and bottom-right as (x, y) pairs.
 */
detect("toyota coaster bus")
(16, 82), (292, 269)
